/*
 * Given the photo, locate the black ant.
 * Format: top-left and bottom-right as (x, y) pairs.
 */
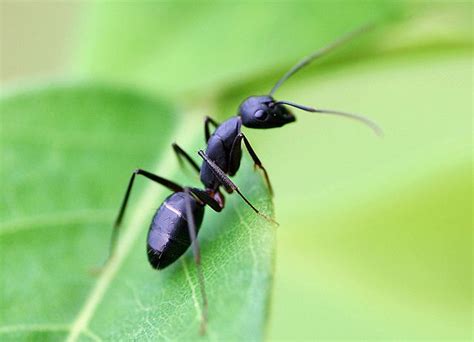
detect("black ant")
(107, 25), (382, 335)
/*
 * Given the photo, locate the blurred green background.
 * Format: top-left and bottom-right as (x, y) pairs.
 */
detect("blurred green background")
(1, 1), (472, 341)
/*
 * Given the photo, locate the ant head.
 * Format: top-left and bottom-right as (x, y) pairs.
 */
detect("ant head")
(238, 25), (382, 135)
(238, 95), (296, 129)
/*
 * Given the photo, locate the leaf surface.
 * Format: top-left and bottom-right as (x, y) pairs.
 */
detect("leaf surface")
(2, 2), (472, 340)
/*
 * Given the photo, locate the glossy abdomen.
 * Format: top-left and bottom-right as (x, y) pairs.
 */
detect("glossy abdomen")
(147, 192), (204, 269)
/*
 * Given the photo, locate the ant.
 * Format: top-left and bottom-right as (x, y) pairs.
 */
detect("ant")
(107, 24), (382, 335)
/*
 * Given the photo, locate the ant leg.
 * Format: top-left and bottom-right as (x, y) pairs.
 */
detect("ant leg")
(172, 143), (200, 174)
(108, 169), (183, 262)
(181, 187), (225, 333)
(188, 187), (223, 212)
(183, 187), (208, 335)
(229, 133), (274, 197)
(204, 116), (219, 143)
(198, 150), (278, 225)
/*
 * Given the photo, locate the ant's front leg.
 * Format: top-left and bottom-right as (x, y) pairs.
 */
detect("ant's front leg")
(198, 150), (277, 226)
(229, 133), (274, 196)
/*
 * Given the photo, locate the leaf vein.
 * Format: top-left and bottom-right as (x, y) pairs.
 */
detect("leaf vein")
(65, 116), (199, 341)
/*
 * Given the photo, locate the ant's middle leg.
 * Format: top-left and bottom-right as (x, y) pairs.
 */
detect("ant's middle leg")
(172, 143), (200, 175)
(108, 169), (183, 262)
(204, 116), (219, 143)
(229, 133), (274, 196)
(198, 150), (278, 225)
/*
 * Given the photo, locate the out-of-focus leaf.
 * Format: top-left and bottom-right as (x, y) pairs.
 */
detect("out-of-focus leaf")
(0, 85), (275, 340)
(75, 2), (404, 97)
(240, 53), (470, 339)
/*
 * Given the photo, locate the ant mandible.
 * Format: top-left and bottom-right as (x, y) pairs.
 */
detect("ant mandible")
(107, 24), (382, 335)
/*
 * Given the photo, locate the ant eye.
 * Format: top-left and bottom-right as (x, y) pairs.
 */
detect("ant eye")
(254, 109), (267, 120)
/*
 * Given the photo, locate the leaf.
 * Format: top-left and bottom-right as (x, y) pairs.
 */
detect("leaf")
(74, 2), (404, 97)
(0, 84), (275, 340)
(3, 2), (471, 341)
(246, 53), (471, 339)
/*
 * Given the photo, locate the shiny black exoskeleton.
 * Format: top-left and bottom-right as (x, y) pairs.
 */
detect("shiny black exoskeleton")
(147, 192), (204, 269)
(200, 97), (296, 195)
(108, 151), (270, 334)
(108, 24), (382, 335)
(239, 95), (296, 128)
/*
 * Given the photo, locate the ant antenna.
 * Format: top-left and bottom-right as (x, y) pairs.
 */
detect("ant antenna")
(269, 24), (373, 96)
(274, 100), (383, 136)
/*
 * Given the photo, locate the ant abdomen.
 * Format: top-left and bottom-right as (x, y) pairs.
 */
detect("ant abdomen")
(147, 192), (205, 269)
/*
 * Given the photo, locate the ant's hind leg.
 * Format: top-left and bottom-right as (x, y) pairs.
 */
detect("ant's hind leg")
(172, 143), (200, 175)
(198, 150), (278, 226)
(108, 169), (183, 263)
(183, 187), (209, 335)
(229, 133), (274, 197)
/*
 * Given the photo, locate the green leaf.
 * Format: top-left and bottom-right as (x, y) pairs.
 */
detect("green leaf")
(75, 2), (404, 97)
(249, 53), (471, 339)
(3, 2), (471, 341)
(0, 84), (275, 340)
